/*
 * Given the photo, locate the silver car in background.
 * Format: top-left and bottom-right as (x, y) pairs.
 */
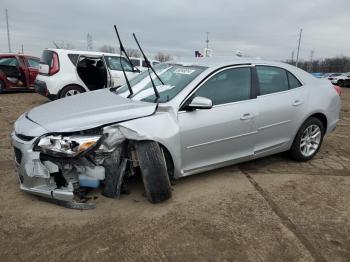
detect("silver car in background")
(11, 58), (341, 206)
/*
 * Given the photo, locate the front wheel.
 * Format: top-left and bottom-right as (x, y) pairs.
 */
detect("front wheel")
(59, 85), (85, 98)
(0, 80), (5, 93)
(135, 141), (172, 203)
(289, 117), (324, 161)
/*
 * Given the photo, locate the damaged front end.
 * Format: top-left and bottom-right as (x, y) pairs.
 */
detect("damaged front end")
(12, 125), (143, 209)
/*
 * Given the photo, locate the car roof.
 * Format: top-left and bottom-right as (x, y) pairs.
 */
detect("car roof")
(47, 48), (122, 57)
(167, 57), (293, 69)
(0, 53), (39, 59)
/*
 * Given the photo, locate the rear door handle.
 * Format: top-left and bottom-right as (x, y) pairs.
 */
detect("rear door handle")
(293, 100), (303, 106)
(240, 113), (254, 120)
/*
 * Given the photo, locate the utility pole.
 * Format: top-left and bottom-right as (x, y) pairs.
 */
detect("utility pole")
(21, 44), (24, 53)
(309, 50), (314, 72)
(295, 28), (302, 67)
(5, 8), (12, 53)
(206, 32), (209, 49)
(291, 50), (294, 63)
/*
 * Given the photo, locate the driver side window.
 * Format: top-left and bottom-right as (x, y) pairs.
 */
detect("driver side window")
(195, 67), (252, 105)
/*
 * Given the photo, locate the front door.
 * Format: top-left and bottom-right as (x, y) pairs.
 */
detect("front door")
(178, 66), (258, 175)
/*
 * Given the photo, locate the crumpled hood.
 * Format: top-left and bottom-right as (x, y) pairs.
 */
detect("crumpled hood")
(27, 89), (156, 132)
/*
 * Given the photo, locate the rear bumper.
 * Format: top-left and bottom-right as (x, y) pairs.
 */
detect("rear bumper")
(34, 79), (57, 100)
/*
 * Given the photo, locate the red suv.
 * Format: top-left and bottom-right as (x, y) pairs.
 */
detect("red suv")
(0, 54), (39, 93)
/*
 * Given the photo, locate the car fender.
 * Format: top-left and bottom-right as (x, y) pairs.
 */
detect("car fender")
(104, 110), (183, 178)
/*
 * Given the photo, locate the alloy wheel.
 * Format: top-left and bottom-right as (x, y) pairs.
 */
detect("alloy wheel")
(300, 124), (321, 157)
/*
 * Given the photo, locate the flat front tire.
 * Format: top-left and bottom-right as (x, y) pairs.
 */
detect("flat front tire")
(289, 117), (324, 161)
(135, 141), (172, 203)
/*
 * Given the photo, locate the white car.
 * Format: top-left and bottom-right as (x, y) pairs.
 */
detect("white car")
(130, 57), (160, 71)
(35, 49), (140, 99)
(330, 72), (350, 87)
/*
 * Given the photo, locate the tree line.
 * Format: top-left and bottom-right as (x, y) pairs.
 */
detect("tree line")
(99, 45), (173, 62)
(285, 56), (350, 73)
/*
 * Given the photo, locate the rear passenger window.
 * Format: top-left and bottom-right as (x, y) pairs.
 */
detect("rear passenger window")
(195, 67), (251, 105)
(256, 66), (289, 95)
(288, 72), (302, 89)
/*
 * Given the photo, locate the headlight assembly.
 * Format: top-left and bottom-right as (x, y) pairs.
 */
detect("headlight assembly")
(35, 134), (102, 157)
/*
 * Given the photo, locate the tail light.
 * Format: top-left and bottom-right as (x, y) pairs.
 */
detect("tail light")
(333, 85), (341, 96)
(49, 52), (60, 75)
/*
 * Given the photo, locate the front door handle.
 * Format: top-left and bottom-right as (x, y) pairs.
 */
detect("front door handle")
(293, 100), (303, 106)
(240, 113), (254, 120)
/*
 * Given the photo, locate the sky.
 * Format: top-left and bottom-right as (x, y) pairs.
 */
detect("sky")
(0, 0), (349, 61)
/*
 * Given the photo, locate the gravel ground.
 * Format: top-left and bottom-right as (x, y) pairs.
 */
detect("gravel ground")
(0, 89), (349, 262)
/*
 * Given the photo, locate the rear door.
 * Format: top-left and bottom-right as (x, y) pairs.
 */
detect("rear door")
(254, 65), (307, 156)
(101, 55), (112, 88)
(105, 56), (137, 87)
(179, 66), (258, 174)
(25, 57), (39, 87)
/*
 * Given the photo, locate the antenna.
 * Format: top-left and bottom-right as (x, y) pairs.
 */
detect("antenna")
(295, 29), (303, 67)
(5, 9), (11, 53)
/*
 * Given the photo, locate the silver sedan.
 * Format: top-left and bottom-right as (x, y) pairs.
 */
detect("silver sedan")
(11, 58), (341, 206)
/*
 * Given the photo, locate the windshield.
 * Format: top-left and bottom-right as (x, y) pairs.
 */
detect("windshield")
(116, 63), (207, 103)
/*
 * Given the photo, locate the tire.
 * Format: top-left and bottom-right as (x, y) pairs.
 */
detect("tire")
(289, 117), (324, 161)
(337, 80), (344, 87)
(59, 85), (85, 98)
(0, 80), (5, 93)
(135, 141), (172, 203)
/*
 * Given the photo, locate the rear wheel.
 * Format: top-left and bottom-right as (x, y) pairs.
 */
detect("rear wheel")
(0, 80), (5, 93)
(289, 117), (324, 161)
(135, 141), (172, 203)
(59, 85), (85, 98)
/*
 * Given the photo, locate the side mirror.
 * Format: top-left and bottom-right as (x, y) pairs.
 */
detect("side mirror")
(39, 63), (49, 75)
(185, 96), (213, 111)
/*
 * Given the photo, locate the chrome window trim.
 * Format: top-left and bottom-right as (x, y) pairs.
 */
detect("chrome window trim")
(179, 64), (254, 111)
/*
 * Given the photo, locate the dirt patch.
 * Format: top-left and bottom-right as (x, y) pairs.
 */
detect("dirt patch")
(1, 89), (350, 261)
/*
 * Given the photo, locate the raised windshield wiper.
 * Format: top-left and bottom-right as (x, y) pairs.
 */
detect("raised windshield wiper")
(114, 25), (133, 97)
(132, 33), (164, 102)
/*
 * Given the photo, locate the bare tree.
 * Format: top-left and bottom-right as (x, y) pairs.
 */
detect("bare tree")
(125, 48), (141, 58)
(99, 45), (116, 53)
(285, 55), (350, 73)
(52, 41), (75, 49)
(154, 52), (173, 62)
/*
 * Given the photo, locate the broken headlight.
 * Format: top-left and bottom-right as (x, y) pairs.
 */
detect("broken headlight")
(35, 134), (102, 157)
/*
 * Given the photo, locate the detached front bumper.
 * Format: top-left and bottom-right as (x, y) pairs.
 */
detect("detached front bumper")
(11, 132), (74, 202)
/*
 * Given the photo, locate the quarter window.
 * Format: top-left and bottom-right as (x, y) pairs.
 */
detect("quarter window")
(195, 67), (251, 105)
(288, 72), (302, 89)
(256, 66), (289, 95)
